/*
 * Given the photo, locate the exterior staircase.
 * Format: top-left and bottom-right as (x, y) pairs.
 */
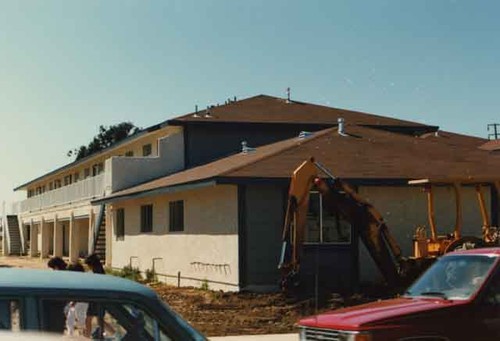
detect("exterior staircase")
(92, 205), (106, 262)
(6, 215), (23, 255)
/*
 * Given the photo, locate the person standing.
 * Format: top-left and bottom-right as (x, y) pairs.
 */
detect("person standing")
(45, 257), (67, 333)
(84, 254), (106, 337)
(84, 253), (105, 274)
(66, 262), (88, 336)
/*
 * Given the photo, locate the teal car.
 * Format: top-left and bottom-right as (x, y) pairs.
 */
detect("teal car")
(0, 268), (206, 340)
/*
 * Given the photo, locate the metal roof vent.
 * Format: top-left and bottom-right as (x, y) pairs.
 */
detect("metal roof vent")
(298, 131), (313, 139)
(241, 141), (256, 154)
(192, 105), (200, 118)
(204, 106), (212, 118)
(338, 117), (348, 136)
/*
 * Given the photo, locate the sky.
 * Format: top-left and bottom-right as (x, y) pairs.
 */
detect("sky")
(0, 0), (499, 209)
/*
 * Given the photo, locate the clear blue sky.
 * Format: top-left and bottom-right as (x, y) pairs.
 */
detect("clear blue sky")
(1, 0), (499, 207)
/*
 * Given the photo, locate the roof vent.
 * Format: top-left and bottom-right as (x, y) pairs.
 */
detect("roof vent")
(434, 129), (440, 137)
(241, 141), (256, 154)
(338, 117), (348, 136)
(286, 87), (291, 103)
(204, 106), (212, 118)
(193, 105), (200, 118)
(298, 131), (313, 139)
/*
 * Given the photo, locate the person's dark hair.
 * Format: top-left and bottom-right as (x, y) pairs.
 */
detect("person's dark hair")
(85, 253), (105, 274)
(47, 257), (67, 270)
(67, 262), (85, 272)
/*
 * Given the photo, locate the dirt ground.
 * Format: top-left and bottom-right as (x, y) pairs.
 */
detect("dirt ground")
(153, 284), (318, 337)
(0, 256), (370, 337)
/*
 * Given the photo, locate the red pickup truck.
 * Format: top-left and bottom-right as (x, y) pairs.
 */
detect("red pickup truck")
(298, 248), (500, 341)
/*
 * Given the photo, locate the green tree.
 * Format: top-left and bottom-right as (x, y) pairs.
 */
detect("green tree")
(68, 122), (141, 161)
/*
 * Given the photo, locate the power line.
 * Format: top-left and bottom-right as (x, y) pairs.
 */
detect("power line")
(487, 123), (500, 140)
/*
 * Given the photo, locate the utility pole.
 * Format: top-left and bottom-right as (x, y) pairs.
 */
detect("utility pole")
(487, 123), (500, 140)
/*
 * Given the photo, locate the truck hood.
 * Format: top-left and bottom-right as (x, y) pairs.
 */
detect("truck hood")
(299, 297), (465, 330)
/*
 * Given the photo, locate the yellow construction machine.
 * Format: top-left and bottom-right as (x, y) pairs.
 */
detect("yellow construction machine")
(278, 158), (500, 292)
(410, 178), (500, 258)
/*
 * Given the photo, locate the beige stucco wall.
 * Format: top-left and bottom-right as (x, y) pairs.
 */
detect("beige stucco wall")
(110, 184), (240, 291)
(357, 185), (492, 282)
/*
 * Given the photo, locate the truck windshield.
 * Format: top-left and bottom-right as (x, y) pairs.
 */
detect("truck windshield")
(406, 255), (497, 300)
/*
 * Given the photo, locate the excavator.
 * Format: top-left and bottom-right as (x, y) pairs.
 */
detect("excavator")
(278, 158), (500, 292)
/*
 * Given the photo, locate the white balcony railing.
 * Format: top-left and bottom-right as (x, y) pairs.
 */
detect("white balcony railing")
(16, 174), (106, 213)
(13, 130), (186, 215)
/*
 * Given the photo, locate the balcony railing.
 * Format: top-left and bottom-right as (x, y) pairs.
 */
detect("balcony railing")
(16, 174), (106, 213)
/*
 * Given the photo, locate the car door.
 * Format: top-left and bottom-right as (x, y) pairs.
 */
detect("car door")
(473, 265), (500, 340)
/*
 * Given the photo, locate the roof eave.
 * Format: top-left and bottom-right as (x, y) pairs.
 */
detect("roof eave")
(92, 179), (217, 205)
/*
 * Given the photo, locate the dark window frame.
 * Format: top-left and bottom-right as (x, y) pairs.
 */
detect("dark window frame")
(140, 205), (153, 233)
(169, 200), (184, 232)
(116, 208), (125, 240)
(304, 191), (352, 245)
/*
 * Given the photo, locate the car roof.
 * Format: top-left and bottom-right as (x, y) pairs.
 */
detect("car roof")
(447, 247), (500, 256)
(0, 268), (157, 299)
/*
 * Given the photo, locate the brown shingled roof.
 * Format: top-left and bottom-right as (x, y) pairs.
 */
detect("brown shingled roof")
(225, 125), (499, 180)
(479, 139), (500, 151)
(168, 94), (432, 128)
(97, 126), (500, 203)
(419, 130), (487, 148)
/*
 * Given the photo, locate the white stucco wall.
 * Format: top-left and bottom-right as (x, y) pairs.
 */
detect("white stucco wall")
(106, 131), (185, 193)
(110, 184), (240, 291)
(357, 185), (492, 282)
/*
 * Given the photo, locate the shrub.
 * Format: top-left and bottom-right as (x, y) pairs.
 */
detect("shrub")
(200, 279), (209, 291)
(144, 268), (158, 284)
(118, 265), (142, 282)
(105, 267), (122, 277)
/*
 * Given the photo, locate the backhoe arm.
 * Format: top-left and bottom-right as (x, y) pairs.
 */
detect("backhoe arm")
(278, 159), (318, 278)
(279, 158), (405, 290)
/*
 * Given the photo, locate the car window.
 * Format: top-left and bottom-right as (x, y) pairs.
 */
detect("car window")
(40, 298), (172, 340)
(0, 300), (20, 331)
(483, 267), (500, 306)
(406, 255), (497, 300)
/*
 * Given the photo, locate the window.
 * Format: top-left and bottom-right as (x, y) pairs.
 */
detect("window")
(84, 168), (90, 178)
(54, 179), (62, 189)
(169, 200), (184, 232)
(142, 144), (152, 156)
(125, 151), (134, 157)
(116, 208), (125, 240)
(48, 182), (53, 191)
(74, 172), (80, 182)
(305, 192), (351, 244)
(140, 205), (153, 233)
(40, 299), (171, 340)
(92, 163), (104, 176)
(64, 175), (72, 186)
(0, 300), (20, 331)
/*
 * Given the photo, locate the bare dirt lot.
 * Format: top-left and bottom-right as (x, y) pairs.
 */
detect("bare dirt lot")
(151, 283), (375, 337)
(0, 256), (370, 337)
(153, 284), (312, 337)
